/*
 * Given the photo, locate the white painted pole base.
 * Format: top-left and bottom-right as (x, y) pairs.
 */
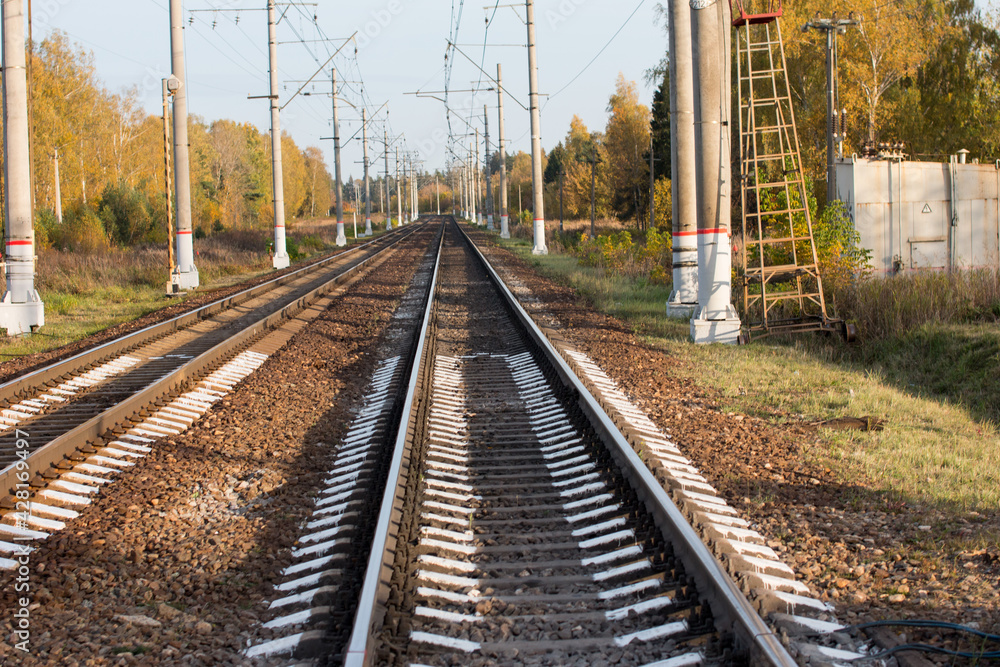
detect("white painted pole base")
(0, 293), (43, 336)
(487, 215), (494, 231)
(666, 296), (698, 320)
(272, 253), (290, 269)
(335, 223), (347, 247)
(364, 218), (373, 236)
(500, 215), (510, 239)
(690, 233), (740, 344)
(532, 219), (548, 255)
(666, 249), (698, 319)
(690, 308), (741, 345)
(386, 218), (393, 231)
(175, 267), (200, 290)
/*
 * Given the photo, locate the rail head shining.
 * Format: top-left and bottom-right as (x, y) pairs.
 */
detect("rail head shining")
(343, 225), (445, 667)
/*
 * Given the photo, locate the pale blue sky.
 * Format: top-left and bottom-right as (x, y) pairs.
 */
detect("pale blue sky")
(33, 1), (667, 180)
(32, 1), (999, 181)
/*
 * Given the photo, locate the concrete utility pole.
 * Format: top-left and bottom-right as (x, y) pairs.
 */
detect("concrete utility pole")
(404, 158), (410, 222)
(53, 147), (62, 224)
(362, 108), (373, 236)
(411, 157), (418, 220)
(265, 0), (290, 269)
(436, 173), (440, 214)
(469, 141), (478, 224)
(525, 0), (547, 254)
(461, 163), (467, 219)
(0, 0), (44, 335)
(497, 64), (510, 239)
(169, 0), (200, 284)
(666, 0), (699, 318)
(690, 0), (740, 344)
(352, 181), (358, 237)
(160, 81), (175, 277)
(332, 68), (346, 246)
(484, 105), (494, 230)
(805, 14), (858, 204)
(384, 129), (392, 230)
(396, 148), (402, 227)
(475, 130), (483, 225)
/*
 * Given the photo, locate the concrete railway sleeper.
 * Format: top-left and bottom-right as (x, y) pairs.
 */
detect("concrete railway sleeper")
(330, 219), (807, 666)
(0, 223), (429, 571)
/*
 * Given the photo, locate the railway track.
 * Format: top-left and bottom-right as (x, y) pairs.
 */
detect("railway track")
(0, 223), (429, 569)
(246, 220), (846, 665)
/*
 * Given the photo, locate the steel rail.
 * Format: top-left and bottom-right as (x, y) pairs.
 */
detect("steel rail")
(458, 224), (798, 666)
(0, 225), (422, 502)
(343, 226), (445, 667)
(0, 228), (405, 407)
(342, 218), (798, 666)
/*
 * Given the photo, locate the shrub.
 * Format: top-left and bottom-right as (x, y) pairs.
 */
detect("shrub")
(62, 203), (111, 252)
(98, 182), (162, 247)
(576, 228), (672, 283)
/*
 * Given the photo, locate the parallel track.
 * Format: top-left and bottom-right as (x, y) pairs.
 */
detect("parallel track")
(0, 224), (422, 529)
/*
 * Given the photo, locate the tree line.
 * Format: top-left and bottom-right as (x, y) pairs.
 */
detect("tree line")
(504, 0), (1000, 231)
(9, 31), (334, 252)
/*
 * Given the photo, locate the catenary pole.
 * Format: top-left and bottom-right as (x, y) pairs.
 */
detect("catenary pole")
(411, 156), (418, 220)
(497, 64), (510, 238)
(0, 0), (44, 335)
(690, 0), (740, 344)
(396, 148), (402, 226)
(384, 128), (392, 230)
(526, 0), (547, 253)
(484, 105), (493, 230)
(266, 0), (290, 268)
(362, 108), (373, 236)
(53, 147), (62, 224)
(332, 68), (346, 246)
(475, 129), (483, 225)
(170, 0), (200, 284)
(666, 0), (699, 317)
(436, 173), (440, 214)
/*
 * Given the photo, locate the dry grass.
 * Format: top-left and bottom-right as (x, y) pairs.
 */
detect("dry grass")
(834, 268), (1000, 340)
(0, 218), (373, 358)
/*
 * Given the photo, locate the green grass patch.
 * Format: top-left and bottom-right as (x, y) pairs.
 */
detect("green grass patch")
(499, 236), (1000, 513)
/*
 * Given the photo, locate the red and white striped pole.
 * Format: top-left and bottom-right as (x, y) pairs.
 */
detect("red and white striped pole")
(690, 0), (741, 344)
(0, 0), (44, 335)
(170, 0), (200, 286)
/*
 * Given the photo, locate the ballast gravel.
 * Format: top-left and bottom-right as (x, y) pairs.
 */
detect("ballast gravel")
(0, 232), (431, 665)
(471, 230), (1000, 664)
